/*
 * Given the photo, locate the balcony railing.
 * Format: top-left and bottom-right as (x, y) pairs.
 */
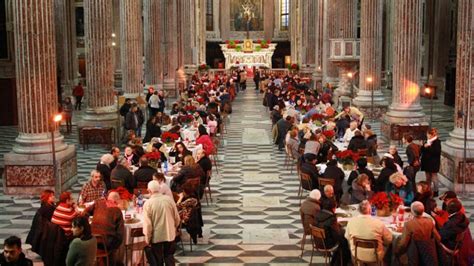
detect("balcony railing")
(329, 38), (360, 61)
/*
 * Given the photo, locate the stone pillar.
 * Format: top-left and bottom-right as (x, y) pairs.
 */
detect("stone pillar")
(219, 0), (230, 41)
(161, 0), (178, 97)
(198, 0), (207, 64)
(120, 0), (143, 97)
(54, 0), (77, 98)
(322, 0), (340, 85)
(382, 0), (425, 138)
(4, 0), (77, 195)
(82, 0), (117, 126)
(144, 0), (161, 88)
(263, 0), (274, 41)
(112, 0), (122, 89)
(290, 0), (301, 64)
(313, 0), (324, 83)
(353, 0), (388, 118)
(441, 0), (474, 192)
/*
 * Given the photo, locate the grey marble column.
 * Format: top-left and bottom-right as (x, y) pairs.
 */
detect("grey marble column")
(383, 0), (424, 124)
(161, 0), (178, 97)
(353, 0), (388, 117)
(120, 0), (143, 96)
(112, 0), (122, 88)
(144, 0), (161, 87)
(442, 0), (474, 191)
(322, 0), (340, 85)
(82, 0), (117, 123)
(54, 0), (77, 97)
(5, 0), (77, 195)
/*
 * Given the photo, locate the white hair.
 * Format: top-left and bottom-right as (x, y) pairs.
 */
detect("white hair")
(148, 180), (161, 193)
(101, 154), (115, 166)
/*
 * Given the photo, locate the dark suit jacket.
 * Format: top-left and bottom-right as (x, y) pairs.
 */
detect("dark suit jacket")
(421, 139), (441, 173)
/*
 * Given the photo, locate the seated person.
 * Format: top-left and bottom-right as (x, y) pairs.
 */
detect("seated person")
(314, 199), (351, 265)
(89, 192), (124, 265)
(177, 182), (203, 244)
(343, 121), (360, 144)
(79, 170), (106, 205)
(347, 130), (367, 152)
(345, 200), (393, 263)
(66, 216), (97, 266)
(322, 159), (345, 200)
(439, 199), (470, 250)
(171, 155), (205, 192)
(110, 158), (135, 193)
(123, 146), (139, 166)
(96, 153), (114, 190)
(351, 174), (374, 204)
(396, 202), (441, 261)
(150, 172), (174, 200)
(322, 184), (337, 205)
(51, 191), (78, 236)
(300, 189), (321, 237)
(0, 236), (33, 266)
(133, 156), (158, 186)
(171, 142), (193, 164)
(299, 154), (320, 190)
(374, 157), (398, 192)
(195, 125), (214, 156)
(386, 172), (414, 206)
(195, 149), (212, 198)
(347, 158), (375, 193)
(413, 181), (437, 215)
(287, 129), (301, 161)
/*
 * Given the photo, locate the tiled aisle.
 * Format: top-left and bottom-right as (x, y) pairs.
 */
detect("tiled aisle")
(0, 88), (472, 265)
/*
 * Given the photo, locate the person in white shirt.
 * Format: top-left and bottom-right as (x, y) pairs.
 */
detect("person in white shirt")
(345, 200), (393, 263)
(343, 121), (360, 143)
(143, 180), (180, 265)
(148, 91), (160, 116)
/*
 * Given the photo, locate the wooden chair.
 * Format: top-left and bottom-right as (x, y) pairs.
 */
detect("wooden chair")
(352, 237), (381, 266)
(176, 222), (186, 255)
(309, 225), (340, 265)
(318, 178), (335, 191)
(93, 234), (109, 266)
(299, 211), (314, 257)
(299, 173), (313, 205)
(210, 139), (220, 175)
(284, 144), (297, 174)
(204, 170), (213, 205)
(441, 230), (466, 266)
(125, 228), (147, 266)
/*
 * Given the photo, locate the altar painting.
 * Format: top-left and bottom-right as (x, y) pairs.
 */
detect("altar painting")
(230, 0), (264, 31)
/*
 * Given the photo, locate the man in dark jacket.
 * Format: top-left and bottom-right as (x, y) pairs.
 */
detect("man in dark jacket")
(133, 157), (157, 186)
(439, 199), (470, 250)
(347, 130), (367, 152)
(314, 199), (350, 265)
(300, 154), (320, 190)
(300, 189), (321, 239)
(110, 158), (135, 193)
(125, 105), (140, 134)
(119, 98), (132, 117)
(275, 115), (293, 151)
(0, 236), (33, 266)
(322, 159), (345, 201)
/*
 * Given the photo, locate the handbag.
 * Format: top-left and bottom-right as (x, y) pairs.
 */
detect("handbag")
(144, 245), (158, 266)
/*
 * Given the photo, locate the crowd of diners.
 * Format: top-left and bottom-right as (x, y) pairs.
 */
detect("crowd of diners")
(10, 70), (248, 266)
(262, 72), (472, 265)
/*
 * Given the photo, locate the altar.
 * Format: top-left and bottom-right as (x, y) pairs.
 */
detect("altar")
(220, 41), (277, 69)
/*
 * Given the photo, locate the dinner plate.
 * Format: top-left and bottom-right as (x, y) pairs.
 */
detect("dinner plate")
(125, 218), (140, 224)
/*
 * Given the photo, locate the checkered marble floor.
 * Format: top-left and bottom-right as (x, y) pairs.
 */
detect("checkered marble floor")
(0, 87), (472, 265)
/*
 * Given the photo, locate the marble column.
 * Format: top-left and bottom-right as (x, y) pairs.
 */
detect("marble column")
(144, 0), (161, 88)
(54, 0), (77, 97)
(313, 0), (324, 83)
(112, 0), (122, 89)
(382, 0), (425, 135)
(353, 0), (388, 118)
(82, 0), (117, 125)
(441, 0), (474, 192)
(197, 0), (207, 64)
(290, 0), (301, 64)
(5, 0), (77, 195)
(120, 0), (143, 97)
(161, 0), (178, 97)
(322, 0), (340, 85)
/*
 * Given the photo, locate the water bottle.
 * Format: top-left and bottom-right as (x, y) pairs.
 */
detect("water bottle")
(163, 161), (168, 174)
(371, 204), (376, 216)
(136, 190), (143, 213)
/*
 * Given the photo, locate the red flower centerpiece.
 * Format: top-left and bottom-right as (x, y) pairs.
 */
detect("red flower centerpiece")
(185, 105), (197, 113)
(178, 114), (194, 124)
(161, 132), (180, 144)
(335, 150), (360, 170)
(322, 130), (336, 140)
(369, 192), (403, 216)
(287, 63), (300, 71)
(109, 187), (134, 210)
(143, 152), (161, 168)
(198, 64), (209, 71)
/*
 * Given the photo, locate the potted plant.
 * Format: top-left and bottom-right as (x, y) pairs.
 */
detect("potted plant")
(198, 63), (209, 72)
(161, 132), (180, 145)
(143, 152), (161, 169)
(369, 192), (403, 217)
(335, 150), (360, 170)
(287, 63), (300, 73)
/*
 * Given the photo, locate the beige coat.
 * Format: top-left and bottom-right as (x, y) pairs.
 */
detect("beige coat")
(345, 215), (393, 262)
(143, 193), (180, 244)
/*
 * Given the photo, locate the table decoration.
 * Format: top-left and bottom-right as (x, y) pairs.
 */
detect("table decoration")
(335, 150), (360, 170)
(161, 132), (180, 146)
(143, 152), (161, 169)
(110, 187), (134, 210)
(369, 192), (403, 217)
(322, 130), (336, 141)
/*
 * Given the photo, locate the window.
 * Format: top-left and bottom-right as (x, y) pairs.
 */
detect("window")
(280, 0), (289, 31)
(206, 0), (213, 31)
(0, 0), (7, 59)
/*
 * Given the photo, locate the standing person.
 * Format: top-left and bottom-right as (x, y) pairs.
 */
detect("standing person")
(148, 91), (160, 117)
(146, 87), (155, 116)
(158, 90), (166, 113)
(420, 128), (442, 197)
(143, 180), (181, 265)
(253, 69), (260, 90)
(62, 97), (73, 134)
(404, 134), (421, 187)
(72, 82), (84, 110)
(125, 105), (140, 136)
(66, 216), (97, 266)
(0, 236), (33, 266)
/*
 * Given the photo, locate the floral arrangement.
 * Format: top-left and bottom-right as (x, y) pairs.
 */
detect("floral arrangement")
(322, 130), (336, 140)
(196, 97), (206, 105)
(256, 39), (271, 50)
(225, 40), (241, 49)
(311, 113), (325, 122)
(161, 132), (180, 143)
(198, 64), (210, 71)
(335, 150), (360, 165)
(143, 151), (161, 161)
(185, 105), (196, 113)
(369, 192), (403, 210)
(110, 187), (133, 201)
(178, 114), (194, 124)
(287, 63), (300, 71)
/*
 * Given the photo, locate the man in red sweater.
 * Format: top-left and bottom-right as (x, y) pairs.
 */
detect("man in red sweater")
(72, 82), (84, 110)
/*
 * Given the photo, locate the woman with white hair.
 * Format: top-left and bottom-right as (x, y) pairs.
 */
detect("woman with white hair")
(386, 172), (414, 205)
